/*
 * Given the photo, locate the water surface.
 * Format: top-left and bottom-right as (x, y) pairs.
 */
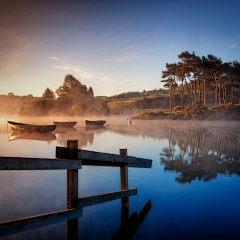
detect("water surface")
(1, 117), (240, 240)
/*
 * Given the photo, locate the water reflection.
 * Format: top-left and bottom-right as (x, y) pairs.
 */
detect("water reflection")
(85, 126), (106, 131)
(160, 125), (240, 184)
(113, 199), (151, 240)
(53, 127), (77, 133)
(8, 132), (56, 142)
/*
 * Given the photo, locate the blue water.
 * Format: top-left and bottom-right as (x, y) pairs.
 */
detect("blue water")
(0, 117), (240, 239)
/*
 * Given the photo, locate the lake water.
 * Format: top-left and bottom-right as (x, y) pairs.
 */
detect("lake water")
(1, 117), (240, 240)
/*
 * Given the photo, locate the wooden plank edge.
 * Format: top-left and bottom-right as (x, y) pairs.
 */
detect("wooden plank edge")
(0, 208), (83, 237)
(0, 157), (82, 170)
(56, 147), (152, 167)
(74, 188), (137, 208)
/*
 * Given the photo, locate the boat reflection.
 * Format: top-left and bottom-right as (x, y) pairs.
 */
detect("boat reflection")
(160, 125), (240, 184)
(85, 126), (106, 131)
(8, 132), (56, 142)
(53, 127), (77, 133)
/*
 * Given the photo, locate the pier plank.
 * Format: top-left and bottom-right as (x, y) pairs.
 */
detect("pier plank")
(74, 189), (137, 208)
(0, 208), (83, 237)
(0, 157), (82, 170)
(56, 147), (152, 168)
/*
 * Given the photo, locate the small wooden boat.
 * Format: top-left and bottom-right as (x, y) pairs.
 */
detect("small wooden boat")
(7, 121), (56, 133)
(85, 120), (106, 127)
(53, 121), (77, 128)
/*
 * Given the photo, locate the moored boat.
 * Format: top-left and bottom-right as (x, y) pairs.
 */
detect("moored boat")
(85, 120), (106, 127)
(7, 121), (56, 133)
(53, 121), (77, 128)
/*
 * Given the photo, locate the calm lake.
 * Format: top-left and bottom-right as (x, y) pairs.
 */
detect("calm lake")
(1, 117), (240, 240)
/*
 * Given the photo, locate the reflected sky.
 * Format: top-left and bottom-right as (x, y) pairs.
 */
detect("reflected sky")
(1, 117), (240, 239)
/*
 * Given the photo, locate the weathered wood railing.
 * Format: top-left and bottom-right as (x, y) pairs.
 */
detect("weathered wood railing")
(0, 140), (152, 239)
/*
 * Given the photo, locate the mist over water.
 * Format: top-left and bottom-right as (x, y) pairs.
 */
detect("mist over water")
(1, 117), (240, 239)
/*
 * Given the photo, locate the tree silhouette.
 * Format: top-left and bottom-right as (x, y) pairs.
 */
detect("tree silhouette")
(56, 74), (88, 102)
(161, 63), (178, 112)
(87, 86), (94, 98)
(42, 87), (55, 100)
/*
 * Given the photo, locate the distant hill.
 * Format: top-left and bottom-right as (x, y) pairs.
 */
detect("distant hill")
(108, 89), (169, 99)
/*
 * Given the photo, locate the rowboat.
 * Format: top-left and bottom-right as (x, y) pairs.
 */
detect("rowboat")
(7, 121), (56, 133)
(85, 120), (106, 127)
(53, 121), (77, 128)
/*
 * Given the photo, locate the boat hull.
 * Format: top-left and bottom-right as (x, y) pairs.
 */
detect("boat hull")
(7, 121), (56, 133)
(53, 121), (77, 128)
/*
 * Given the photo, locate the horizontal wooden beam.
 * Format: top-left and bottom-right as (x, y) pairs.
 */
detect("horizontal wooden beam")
(0, 157), (82, 170)
(0, 208), (82, 237)
(56, 147), (152, 168)
(74, 188), (137, 208)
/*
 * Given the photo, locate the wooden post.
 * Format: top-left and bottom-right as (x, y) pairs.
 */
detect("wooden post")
(119, 148), (129, 227)
(67, 140), (78, 240)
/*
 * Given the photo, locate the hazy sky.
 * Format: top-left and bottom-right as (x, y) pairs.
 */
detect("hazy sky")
(0, 0), (239, 97)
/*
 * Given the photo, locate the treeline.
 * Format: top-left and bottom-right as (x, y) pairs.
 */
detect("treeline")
(161, 51), (240, 111)
(110, 88), (169, 99)
(0, 93), (38, 116)
(19, 74), (109, 116)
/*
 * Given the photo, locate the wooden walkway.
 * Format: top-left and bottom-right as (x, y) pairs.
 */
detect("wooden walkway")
(0, 140), (152, 239)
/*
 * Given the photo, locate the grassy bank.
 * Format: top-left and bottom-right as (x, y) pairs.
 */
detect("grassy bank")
(106, 98), (167, 116)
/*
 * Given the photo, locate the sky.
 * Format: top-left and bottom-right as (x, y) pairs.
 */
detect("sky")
(0, 0), (240, 97)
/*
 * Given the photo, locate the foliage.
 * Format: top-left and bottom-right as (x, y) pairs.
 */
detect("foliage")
(87, 87), (94, 97)
(67, 105), (83, 116)
(172, 105), (183, 112)
(110, 91), (141, 99)
(55, 74), (90, 103)
(184, 103), (209, 120)
(162, 51), (240, 109)
(216, 103), (240, 113)
(0, 94), (36, 116)
(42, 87), (55, 100)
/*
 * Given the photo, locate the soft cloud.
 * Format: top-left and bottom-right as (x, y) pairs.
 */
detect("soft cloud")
(228, 44), (237, 49)
(53, 64), (94, 79)
(53, 62), (139, 84)
(105, 55), (138, 63)
(97, 75), (114, 83)
(118, 79), (141, 83)
(49, 56), (60, 61)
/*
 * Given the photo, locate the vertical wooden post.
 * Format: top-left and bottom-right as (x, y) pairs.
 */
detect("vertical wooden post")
(67, 140), (78, 240)
(119, 148), (129, 227)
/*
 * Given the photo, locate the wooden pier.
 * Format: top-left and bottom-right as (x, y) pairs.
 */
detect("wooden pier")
(0, 140), (152, 239)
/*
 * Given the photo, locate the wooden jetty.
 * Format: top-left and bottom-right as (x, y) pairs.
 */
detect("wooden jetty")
(0, 141), (152, 239)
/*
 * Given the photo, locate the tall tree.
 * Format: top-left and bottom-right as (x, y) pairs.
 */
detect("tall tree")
(178, 51), (203, 104)
(161, 63), (178, 112)
(42, 87), (55, 100)
(56, 74), (88, 102)
(176, 62), (188, 110)
(231, 61), (240, 102)
(87, 86), (94, 98)
(202, 55), (222, 106)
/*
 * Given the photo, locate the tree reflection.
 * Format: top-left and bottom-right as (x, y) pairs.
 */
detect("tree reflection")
(160, 126), (240, 184)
